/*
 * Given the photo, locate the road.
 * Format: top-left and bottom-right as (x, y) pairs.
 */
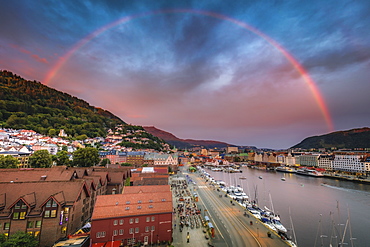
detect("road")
(187, 170), (290, 247)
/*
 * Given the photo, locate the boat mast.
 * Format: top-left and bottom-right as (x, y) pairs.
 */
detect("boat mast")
(347, 207), (355, 247)
(289, 207), (298, 246)
(329, 211), (338, 247)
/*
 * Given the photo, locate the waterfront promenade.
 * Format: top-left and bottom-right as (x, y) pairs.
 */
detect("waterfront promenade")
(170, 166), (291, 247)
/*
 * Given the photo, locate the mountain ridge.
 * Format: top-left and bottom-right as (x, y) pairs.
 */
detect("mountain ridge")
(143, 126), (254, 149)
(291, 127), (370, 149)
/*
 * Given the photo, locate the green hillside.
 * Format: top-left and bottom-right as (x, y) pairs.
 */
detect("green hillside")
(291, 127), (370, 149)
(0, 70), (124, 138)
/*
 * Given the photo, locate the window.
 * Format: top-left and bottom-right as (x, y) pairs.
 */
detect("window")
(35, 221), (41, 228)
(161, 198), (166, 202)
(149, 205), (153, 208)
(151, 226), (155, 231)
(145, 226), (149, 232)
(151, 216), (155, 222)
(27, 221), (34, 228)
(137, 205), (141, 209)
(4, 223), (10, 230)
(135, 227), (139, 233)
(146, 217), (150, 222)
(96, 231), (106, 238)
(129, 228), (134, 234)
(119, 219), (124, 225)
(44, 199), (58, 218)
(113, 230), (117, 236)
(119, 229), (124, 235)
(125, 206), (130, 210)
(135, 218), (139, 223)
(144, 236), (148, 243)
(149, 199), (153, 203)
(13, 200), (27, 220)
(113, 220), (118, 225)
(126, 201), (130, 204)
(138, 200), (142, 204)
(129, 218), (133, 224)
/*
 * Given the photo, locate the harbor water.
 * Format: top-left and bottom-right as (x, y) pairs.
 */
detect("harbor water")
(204, 167), (370, 247)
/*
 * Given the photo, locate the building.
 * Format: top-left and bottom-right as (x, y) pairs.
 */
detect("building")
(297, 154), (320, 167)
(90, 185), (173, 246)
(0, 180), (91, 247)
(332, 153), (367, 173)
(0, 166), (130, 246)
(317, 155), (334, 170)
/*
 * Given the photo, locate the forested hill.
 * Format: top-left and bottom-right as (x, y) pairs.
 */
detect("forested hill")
(291, 127), (370, 149)
(0, 70), (125, 138)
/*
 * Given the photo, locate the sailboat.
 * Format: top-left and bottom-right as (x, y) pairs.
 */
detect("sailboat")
(287, 207), (298, 247)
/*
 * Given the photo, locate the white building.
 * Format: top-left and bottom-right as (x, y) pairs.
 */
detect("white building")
(317, 155), (334, 170)
(332, 154), (366, 173)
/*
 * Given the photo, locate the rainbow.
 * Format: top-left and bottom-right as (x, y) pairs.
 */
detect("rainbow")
(44, 9), (334, 131)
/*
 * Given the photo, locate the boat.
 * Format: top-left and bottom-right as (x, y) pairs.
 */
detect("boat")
(296, 168), (324, 177)
(239, 176), (247, 179)
(281, 177), (286, 181)
(259, 176), (263, 179)
(276, 166), (297, 173)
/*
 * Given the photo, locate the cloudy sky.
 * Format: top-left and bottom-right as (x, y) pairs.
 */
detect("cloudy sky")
(1, 0), (369, 149)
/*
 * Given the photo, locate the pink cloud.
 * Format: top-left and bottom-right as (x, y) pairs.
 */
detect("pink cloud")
(10, 44), (48, 64)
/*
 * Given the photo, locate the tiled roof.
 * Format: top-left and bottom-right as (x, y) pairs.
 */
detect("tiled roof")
(0, 180), (88, 217)
(123, 185), (170, 194)
(92, 191), (172, 220)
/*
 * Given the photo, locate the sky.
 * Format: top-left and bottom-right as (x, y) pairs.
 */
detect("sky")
(1, 0), (369, 149)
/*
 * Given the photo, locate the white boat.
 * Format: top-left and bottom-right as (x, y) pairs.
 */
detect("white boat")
(296, 168), (324, 177)
(276, 166), (297, 173)
(272, 219), (287, 233)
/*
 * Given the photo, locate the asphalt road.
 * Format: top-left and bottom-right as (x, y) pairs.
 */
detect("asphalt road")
(188, 170), (291, 247)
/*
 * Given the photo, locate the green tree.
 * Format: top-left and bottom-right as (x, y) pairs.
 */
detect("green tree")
(29, 150), (52, 168)
(0, 155), (19, 168)
(100, 158), (111, 166)
(72, 147), (99, 167)
(1, 231), (38, 247)
(48, 128), (57, 137)
(54, 151), (70, 166)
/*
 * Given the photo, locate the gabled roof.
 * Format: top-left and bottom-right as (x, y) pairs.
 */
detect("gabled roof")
(0, 180), (88, 218)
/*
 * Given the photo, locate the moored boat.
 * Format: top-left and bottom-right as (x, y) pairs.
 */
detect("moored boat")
(296, 168), (324, 177)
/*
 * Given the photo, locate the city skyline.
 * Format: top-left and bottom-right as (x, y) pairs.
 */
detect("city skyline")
(1, 0), (369, 149)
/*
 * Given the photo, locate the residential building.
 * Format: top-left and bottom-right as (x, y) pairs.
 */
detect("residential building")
(90, 185), (173, 246)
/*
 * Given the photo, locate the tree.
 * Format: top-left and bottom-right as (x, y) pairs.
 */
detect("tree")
(0, 155), (19, 168)
(72, 147), (99, 167)
(100, 158), (111, 166)
(1, 231), (38, 247)
(29, 150), (52, 168)
(48, 128), (56, 137)
(54, 150), (70, 166)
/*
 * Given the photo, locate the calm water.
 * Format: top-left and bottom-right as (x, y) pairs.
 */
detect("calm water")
(204, 167), (370, 247)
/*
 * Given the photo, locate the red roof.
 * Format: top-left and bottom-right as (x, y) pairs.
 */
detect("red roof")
(92, 190), (172, 220)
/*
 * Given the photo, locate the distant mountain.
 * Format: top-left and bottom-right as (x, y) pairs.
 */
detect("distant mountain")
(291, 127), (370, 149)
(143, 126), (249, 149)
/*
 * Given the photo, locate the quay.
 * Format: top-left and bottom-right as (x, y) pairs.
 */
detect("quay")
(170, 165), (292, 247)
